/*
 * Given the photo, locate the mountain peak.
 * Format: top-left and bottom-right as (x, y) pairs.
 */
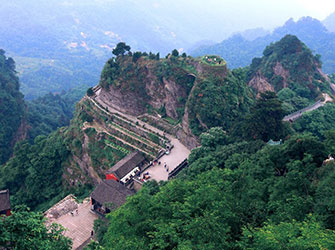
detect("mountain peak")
(323, 11), (335, 32)
(246, 35), (331, 111)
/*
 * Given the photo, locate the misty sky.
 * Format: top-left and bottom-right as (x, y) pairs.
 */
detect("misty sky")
(2, 0), (335, 50)
(149, 0), (335, 35)
(91, 0), (335, 42)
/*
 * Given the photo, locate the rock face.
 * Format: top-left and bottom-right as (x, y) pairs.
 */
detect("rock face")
(99, 63), (188, 120)
(96, 56), (242, 149)
(273, 62), (289, 88)
(98, 74), (198, 149)
(248, 62), (291, 94)
(154, 77), (182, 119)
(317, 67), (331, 82)
(248, 72), (274, 94)
(11, 118), (29, 147)
(177, 98), (200, 149)
(98, 86), (146, 116)
(97, 57), (199, 148)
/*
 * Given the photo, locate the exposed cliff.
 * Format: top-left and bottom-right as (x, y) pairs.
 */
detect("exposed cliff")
(99, 55), (194, 119)
(98, 53), (253, 144)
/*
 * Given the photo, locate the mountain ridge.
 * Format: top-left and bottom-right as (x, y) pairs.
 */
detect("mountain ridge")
(191, 16), (335, 74)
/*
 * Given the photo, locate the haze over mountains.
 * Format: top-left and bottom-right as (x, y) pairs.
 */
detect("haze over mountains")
(191, 14), (335, 73)
(0, 0), (201, 99)
(0, 1), (335, 100)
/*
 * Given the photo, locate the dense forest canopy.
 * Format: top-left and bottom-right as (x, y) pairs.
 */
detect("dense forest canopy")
(0, 50), (85, 166)
(0, 206), (71, 249)
(26, 86), (87, 141)
(0, 50), (25, 165)
(90, 127), (335, 249)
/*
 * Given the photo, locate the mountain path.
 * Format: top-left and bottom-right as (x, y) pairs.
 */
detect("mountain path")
(283, 93), (333, 122)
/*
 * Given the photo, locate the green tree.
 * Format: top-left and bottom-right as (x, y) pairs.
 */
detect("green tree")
(0, 132), (70, 211)
(293, 104), (335, 139)
(84, 240), (104, 250)
(102, 169), (240, 250)
(86, 87), (94, 97)
(171, 49), (179, 57)
(243, 91), (285, 141)
(0, 206), (72, 249)
(313, 161), (335, 229)
(132, 52), (142, 63)
(240, 216), (335, 249)
(112, 42), (131, 57)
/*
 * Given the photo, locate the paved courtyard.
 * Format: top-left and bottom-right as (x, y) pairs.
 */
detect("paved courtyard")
(140, 137), (190, 182)
(45, 196), (98, 249)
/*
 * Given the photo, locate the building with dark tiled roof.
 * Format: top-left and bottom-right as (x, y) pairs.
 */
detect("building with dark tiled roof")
(106, 151), (145, 184)
(0, 189), (11, 216)
(90, 180), (134, 216)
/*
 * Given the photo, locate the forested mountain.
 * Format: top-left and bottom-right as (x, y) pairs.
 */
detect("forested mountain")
(83, 40), (335, 249)
(191, 17), (335, 74)
(0, 50), (85, 166)
(2, 37), (334, 209)
(26, 86), (86, 140)
(0, 50), (26, 165)
(2, 37), (335, 249)
(99, 48), (254, 139)
(247, 35), (331, 114)
(0, 46), (256, 211)
(237, 27), (270, 41)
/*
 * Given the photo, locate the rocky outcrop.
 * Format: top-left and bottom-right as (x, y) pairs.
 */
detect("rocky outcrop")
(176, 78), (202, 150)
(11, 118), (29, 148)
(147, 77), (185, 120)
(98, 86), (146, 116)
(98, 68), (187, 120)
(95, 57), (230, 151)
(317, 67), (331, 82)
(273, 62), (289, 88)
(176, 106), (200, 150)
(248, 72), (274, 94)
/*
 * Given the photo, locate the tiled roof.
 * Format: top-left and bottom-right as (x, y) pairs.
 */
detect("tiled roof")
(90, 180), (134, 209)
(0, 189), (10, 211)
(108, 151), (144, 179)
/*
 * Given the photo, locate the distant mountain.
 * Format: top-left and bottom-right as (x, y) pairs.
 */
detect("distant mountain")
(0, 0), (202, 99)
(191, 17), (335, 74)
(323, 12), (335, 32)
(238, 27), (270, 41)
(187, 40), (217, 53)
(246, 35), (331, 114)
